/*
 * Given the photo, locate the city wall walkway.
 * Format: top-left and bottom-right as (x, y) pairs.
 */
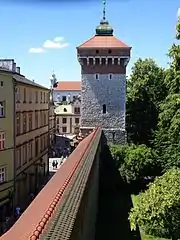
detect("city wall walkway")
(0, 128), (102, 240)
(0, 127), (140, 240)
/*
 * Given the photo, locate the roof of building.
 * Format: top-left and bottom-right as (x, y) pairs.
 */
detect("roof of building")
(0, 130), (96, 240)
(77, 35), (130, 49)
(54, 81), (81, 91)
(13, 74), (49, 90)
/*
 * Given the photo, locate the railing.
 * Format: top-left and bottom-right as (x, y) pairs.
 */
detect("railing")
(0, 127), (102, 240)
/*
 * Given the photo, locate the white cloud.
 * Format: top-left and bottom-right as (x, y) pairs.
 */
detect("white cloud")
(28, 36), (69, 53)
(29, 47), (45, 53)
(177, 8), (180, 17)
(43, 39), (69, 49)
(53, 36), (64, 42)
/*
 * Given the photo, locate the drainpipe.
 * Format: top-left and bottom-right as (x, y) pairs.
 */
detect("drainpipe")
(12, 80), (17, 219)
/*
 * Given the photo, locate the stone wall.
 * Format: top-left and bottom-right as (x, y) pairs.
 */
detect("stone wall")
(81, 73), (126, 144)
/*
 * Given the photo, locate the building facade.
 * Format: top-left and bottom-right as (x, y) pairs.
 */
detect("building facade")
(0, 59), (50, 232)
(55, 98), (81, 135)
(53, 81), (81, 136)
(53, 81), (81, 103)
(77, 4), (131, 143)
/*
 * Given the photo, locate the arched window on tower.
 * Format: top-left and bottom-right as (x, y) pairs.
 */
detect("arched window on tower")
(103, 104), (106, 114)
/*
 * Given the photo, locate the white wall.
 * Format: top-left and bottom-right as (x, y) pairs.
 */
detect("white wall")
(53, 90), (81, 102)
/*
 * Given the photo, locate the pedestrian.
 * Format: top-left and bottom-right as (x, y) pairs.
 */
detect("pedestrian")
(15, 206), (21, 219)
(55, 160), (58, 169)
(52, 160), (55, 169)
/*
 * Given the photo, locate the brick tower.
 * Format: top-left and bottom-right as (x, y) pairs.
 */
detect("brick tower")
(77, 0), (131, 143)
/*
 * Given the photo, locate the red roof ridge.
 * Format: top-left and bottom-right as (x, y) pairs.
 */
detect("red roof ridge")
(0, 129), (98, 240)
(77, 35), (96, 49)
(77, 35), (131, 49)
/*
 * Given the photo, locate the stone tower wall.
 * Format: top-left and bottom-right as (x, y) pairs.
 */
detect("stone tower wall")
(81, 73), (126, 144)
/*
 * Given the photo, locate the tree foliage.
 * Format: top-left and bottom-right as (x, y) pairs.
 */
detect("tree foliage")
(129, 168), (180, 240)
(126, 58), (166, 146)
(110, 144), (159, 183)
(153, 16), (180, 171)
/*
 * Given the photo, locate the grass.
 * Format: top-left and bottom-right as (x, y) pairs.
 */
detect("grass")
(131, 195), (169, 240)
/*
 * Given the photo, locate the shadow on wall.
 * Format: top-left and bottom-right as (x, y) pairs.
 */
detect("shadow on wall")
(95, 133), (141, 240)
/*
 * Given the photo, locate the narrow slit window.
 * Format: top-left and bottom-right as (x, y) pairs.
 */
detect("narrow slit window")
(95, 74), (99, 80)
(103, 104), (106, 114)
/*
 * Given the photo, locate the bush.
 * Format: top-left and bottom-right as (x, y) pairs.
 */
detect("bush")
(129, 168), (180, 240)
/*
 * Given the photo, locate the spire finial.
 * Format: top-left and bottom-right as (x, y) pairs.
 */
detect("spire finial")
(103, 0), (106, 20)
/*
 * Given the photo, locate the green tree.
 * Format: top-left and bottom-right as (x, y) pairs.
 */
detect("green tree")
(153, 16), (180, 170)
(119, 144), (159, 182)
(129, 168), (180, 240)
(126, 58), (166, 146)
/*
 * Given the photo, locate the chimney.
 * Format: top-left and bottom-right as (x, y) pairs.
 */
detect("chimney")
(13, 62), (16, 72)
(16, 67), (20, 74)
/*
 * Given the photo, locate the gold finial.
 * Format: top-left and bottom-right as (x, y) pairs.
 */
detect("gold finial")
(103, 0), (106, 20)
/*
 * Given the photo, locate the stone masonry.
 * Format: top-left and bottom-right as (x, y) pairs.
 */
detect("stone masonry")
(81, 74), (126, 144)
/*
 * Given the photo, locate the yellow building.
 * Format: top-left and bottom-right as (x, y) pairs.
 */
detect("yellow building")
(0, 59), (50, 231)
(55, 98), (81, 135)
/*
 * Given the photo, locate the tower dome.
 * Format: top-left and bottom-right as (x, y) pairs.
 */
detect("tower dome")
(96, 0), (113, 36)
(96, 19), (113, 36)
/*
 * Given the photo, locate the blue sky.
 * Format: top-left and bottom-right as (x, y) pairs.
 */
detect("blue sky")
(0, 0), (179, 87)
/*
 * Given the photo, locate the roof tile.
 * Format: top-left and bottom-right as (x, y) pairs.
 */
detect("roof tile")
(77, 35), (130, 49)
(54, 81), (81, 91)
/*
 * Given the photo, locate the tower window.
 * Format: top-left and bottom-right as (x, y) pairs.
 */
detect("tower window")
(108, 49), (112, 54)
(109, 74), (113, 80)
(63, 108), (67, 112)
(62, 96), (66, 101)
(102, 104), (106, 114)
(95, 74), (99, 80)
(96, 50), (99, 54)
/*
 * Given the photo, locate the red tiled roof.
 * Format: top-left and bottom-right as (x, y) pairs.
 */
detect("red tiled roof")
(54, 81), (81, 91)
(77, 35), (130, 49)
(0, 129), (98, 240)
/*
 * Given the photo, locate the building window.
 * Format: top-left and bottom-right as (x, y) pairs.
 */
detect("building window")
(96, 50), (99, 54)
(95, 74), (99, 80)
(29, 112), (33, 131)
(63, 108), (67, 112)
(44, 111), (47, 125)
(23, 88), (26, 103)
(75, 118), (79, 124)
(28, 141), (33, 160)
(43, 92), (46, 103)
(0, 101), (5, 117)
(103, 104), (107, 114)
(57, 118), (59, 124)
(62, 127), (67, 133)
(23, 112), (27, 133)
(0, 81), (3, 87)
(108, 49), (112, 54)
(62, 96), (66, 102)
(46, 92), (49, 103)
(16, 112), (21, 135)
(74, 107), (80, 114)
(0, 132), (5, 150)
(16, 147), (21, 169)
(29, 90), (32, 103)
(40, 92), (43, 103)
(35, 138), (39, 155)
(62, 118), (67, 124)
(16, 87), (20, 103)
(22, 144), (27, 165)
(0, 167), (6, 183)
(35, 91), (38, 103)
(109, 74), (113, 80)
(35, 111), (38, 128)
